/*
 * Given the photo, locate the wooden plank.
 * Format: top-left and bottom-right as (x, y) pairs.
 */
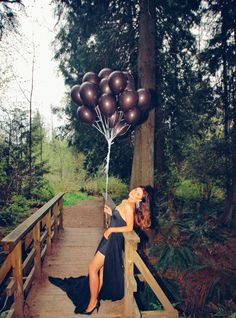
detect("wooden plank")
(123, 230), (140, 243)
(6, 277), (16, 296)
(24, 231), (33, 251)
(45, 210), (52, 255)
(23, 266), (35, 295)
(11, 241), (24, 318)
(22, 248), (35, 276)
(40, 229), (47, 244)
(136, 273), (145, 282)
(53, 204), (59, 239)
(124, 236), (138, 317)
(58, 197), (64, 230)
(41, 244), (47, 260)
(134, 298), (141, 318)
(134, 252), (178, 315)
(1, 192), (64, 252)
(0, 255), (11, 285)
(33, 222), (41, 279)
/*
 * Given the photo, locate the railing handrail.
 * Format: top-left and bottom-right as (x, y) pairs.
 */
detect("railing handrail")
(1, 192), (64, 252)
(0, 193), (64, 318)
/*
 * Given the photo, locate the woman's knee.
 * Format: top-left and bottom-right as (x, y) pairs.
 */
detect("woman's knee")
(88, 260), (98, 274)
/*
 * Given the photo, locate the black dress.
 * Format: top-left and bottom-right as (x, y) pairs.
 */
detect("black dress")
(48, 208), (127, 314)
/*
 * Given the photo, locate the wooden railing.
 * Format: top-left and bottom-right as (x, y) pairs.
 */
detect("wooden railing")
(123, 231), (178, 318)
(0, 192), (64, 318)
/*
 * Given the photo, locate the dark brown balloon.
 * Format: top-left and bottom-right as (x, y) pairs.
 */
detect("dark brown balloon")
(114, 122), (128, 136)
(99, 78), (112, 94)
(71, 84), (83, 105)
(124, 72), (135, 90)
(124, 107), (141, 125)
(98, 68), (113, 79)
(80, 81), (99, 107)
(137, 88), (151, 111)
(135, 110), (149, 126)
(125, 80), (135, 91)
(98, 94), (116, 117)
(77, 106), (96, 124)
(82, 72), (100, 85)
(108, 111), (119, 128)
(108, 71), (127, 95)
(118, 90), (138, 112)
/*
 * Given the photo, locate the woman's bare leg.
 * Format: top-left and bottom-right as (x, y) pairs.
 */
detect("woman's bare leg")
(87, 251), (105, 311)
(98, 266), (104, 292)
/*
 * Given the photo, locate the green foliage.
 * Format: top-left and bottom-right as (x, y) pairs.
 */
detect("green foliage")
(0, 195), (30, 226)
(6, 195), (30, 214)
(0, 107), (55, 231)
(0, 311), (9, 318)
(43, 137), (87, 193)
(135, 282), (163, 311)
(175, 179), (202, 200)
(0, 211), (18, 226)
(83, 173), (128, 197)
(63, 192), (95, 207)
(150, 242), (197, 272)
(30, 179), (54, 203)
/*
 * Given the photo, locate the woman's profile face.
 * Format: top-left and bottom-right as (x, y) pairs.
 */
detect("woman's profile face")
(129, 187), (144, 201)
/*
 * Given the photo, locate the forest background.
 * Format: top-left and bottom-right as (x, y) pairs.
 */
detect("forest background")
(0, 0), (235, 317)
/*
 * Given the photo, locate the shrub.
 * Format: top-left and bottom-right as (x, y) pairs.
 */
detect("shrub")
(0, 210), (18, 226)
(31, 179), (54, 203)
(63, 192), (95, 206)
(0, 195), (30, 226)
(83, 175), (128, 198)
(6, 195), (30, 214)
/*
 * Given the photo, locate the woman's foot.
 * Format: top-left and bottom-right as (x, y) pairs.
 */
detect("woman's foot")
(82, 300), (100, 315)
(85, 299), (98, 313)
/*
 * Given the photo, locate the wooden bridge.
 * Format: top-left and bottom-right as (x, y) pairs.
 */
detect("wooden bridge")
(0, 193), (178, 318)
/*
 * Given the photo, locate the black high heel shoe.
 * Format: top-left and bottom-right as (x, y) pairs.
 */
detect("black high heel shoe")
(82, 301), (100, 315)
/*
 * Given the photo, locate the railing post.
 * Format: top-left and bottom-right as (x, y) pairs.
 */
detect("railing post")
(11, 241), (24, 318)
(124, 231), (140, 318)
(53, 204), (59, 239)
(45, 210), (52, 255)
(59, 197), (64, 230)
(33, 222), (41, 279)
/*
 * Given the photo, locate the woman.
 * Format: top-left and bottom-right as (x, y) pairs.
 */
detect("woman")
(49, 185), (153, 315)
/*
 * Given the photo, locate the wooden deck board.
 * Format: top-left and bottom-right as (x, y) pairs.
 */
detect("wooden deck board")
(25, 199), (125, 318)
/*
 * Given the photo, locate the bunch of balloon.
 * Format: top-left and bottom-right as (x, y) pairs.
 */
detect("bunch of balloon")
(70, 68), (151, 199)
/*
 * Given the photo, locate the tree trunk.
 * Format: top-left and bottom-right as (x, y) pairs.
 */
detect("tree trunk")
(130, 0), (156, 189)
(221, 0), (236, 227)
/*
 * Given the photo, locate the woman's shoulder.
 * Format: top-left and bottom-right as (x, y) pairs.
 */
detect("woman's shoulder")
(123, 200), (134, 212)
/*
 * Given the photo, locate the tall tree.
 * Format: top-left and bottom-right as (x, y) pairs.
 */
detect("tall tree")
(200, 0), (236, 226)
(130, 0), (156, 188)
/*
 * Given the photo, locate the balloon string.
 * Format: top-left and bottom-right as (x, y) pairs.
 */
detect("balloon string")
(95, 106), (107, 136)
(92, 122), (106, 136)
(105, 138), (112, 201)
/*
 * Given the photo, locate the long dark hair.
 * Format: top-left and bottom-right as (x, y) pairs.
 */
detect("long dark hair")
(134, 185), (154, 230)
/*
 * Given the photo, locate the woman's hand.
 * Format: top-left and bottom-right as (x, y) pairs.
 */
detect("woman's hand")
(104, 204), (112, 215)
(103, 228), (112, 239)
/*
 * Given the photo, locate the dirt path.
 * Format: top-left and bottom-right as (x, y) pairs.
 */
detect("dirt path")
(63, 198), (104, 228)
